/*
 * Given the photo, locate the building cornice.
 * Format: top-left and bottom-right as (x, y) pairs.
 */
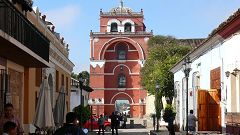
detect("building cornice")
(49, 43), (74, 73)
(91, 32), (153, 38)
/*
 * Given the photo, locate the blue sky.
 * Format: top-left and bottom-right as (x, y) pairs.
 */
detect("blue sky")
(33, 0), (240, 73)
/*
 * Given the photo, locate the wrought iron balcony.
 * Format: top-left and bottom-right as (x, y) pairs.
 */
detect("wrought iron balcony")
(0, 0), (50, 65)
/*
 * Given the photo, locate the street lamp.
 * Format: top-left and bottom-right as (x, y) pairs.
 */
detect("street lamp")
(182, 56), (191, 134)
(155, 82), (160, 132)
(79, 77), (85, 127)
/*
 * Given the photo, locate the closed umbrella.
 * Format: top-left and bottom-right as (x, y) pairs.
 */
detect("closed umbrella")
(33, 77), (55, 130)
(53, 86), (66, 127)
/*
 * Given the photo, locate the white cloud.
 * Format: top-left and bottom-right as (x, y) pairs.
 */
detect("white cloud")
(45, 5), (80, 28)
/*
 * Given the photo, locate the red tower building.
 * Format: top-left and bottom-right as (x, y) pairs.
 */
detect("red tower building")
(89, 1), (152, 117)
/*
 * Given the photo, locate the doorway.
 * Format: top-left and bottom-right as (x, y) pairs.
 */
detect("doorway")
(115, 100), (130, 115)
(198, 89), (221, 131)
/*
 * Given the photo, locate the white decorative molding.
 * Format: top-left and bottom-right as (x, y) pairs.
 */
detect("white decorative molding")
(49, 43), (74, 73)
(90, 60), (106, 68)
(138, 60), (146, 67)
(90, 64), (139, 75)
(122, 19), (135, 32)
(112, 64), (131, 73)
(105, 60), (139, 62)
(99, 37), (145, 60)
(91, 73), (139, 76)
(117, 88), (126, 91)
(94, 38), (99, 43)
(139, 98), (146, 104)
(110, 92), (134, 104)
(144, 37), (149, 43)
(107, 19), (121, 32)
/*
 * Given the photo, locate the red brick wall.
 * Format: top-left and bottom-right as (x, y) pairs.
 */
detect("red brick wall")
(90, 11), (151, 117)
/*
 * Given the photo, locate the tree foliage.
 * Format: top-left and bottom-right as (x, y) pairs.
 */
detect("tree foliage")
(73, 105), (91, 125)
(71, 72), (78, 80)
(71, 71), (90, 86)
(78, 71), (90, 86)
(141, 35), (191, 102)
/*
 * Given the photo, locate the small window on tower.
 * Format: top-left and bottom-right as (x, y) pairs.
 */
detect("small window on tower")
(124, 23), (132, 32)
(111, 22), (118, 32)
(118, 50), (126, 60)
(118, 74), (126, 88)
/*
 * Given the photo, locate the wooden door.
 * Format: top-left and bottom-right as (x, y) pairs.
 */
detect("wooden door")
(198, 90), (221, 131)
(198, 90), (208, 131)
(208, 90), (221, 131)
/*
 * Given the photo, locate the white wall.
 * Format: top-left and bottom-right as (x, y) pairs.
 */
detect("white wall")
(70, 86), (89, 111)
(174, 40), (223, 130)
(145, 95), (155, 116)
(174, 33), (240, 131)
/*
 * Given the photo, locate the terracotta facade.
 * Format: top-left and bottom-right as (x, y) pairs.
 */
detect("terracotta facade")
(89, 3), (152, 117)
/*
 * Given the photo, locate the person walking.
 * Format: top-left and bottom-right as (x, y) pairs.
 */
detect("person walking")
(188, 110), (198, 134)
(0, 103), (23, 135)
(167, 116), (175, 135)
(98, 114), (105, 135)
(53, 112), (85, 135)
(122, 114), (127, 129)
(109, 112), (119, 135)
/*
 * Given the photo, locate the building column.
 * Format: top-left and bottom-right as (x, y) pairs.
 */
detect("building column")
(237, 74), (240, 112)
(230, 75), (237, 112)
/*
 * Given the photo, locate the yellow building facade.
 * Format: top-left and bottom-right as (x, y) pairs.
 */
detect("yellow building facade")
(0, 0), (74, 133)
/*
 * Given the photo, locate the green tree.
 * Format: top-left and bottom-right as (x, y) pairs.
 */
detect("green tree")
(141, 35), (191, 121)
(78, 71), (90, 86)
(141, 35), (191, 100)
(73, 105), (91, 125)
(71, 72), (78, 80)
(71, 71), (90, 86)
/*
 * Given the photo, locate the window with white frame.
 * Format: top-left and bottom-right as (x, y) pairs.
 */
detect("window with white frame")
(124, 23), (132, 32)
(110, 22), (118, 32)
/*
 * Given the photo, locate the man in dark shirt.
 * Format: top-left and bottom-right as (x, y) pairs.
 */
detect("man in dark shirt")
(109, 112), (119, 135)
(53, 112), (85, 135)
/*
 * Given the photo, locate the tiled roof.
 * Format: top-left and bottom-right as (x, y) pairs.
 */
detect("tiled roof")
(208, 8), (240, 38)
(178, 38), (205, 48)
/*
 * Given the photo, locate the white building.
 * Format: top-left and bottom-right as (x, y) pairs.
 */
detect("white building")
(70, 78), (93, 110)
(171, 9), (240, 133)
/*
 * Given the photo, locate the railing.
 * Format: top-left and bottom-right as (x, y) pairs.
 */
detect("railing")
(101, 12), (143, 16)
(91, 31), (153, 36)
(0, 0), (50, 62)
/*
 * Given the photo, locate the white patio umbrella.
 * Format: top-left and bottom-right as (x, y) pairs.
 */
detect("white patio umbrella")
(53, 86), (66, 127)
(33, 77), (55, 130)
